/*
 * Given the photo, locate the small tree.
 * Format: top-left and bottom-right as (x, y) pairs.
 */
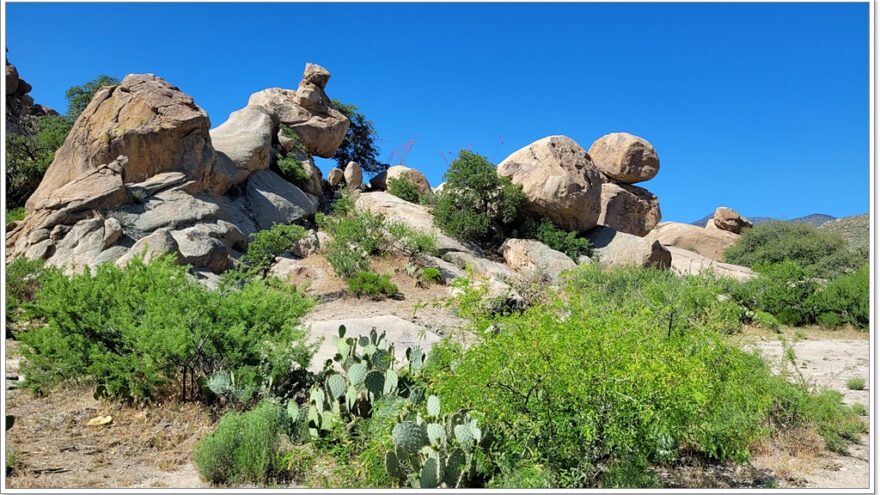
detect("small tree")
(65, 74), (119, 121)
(330, 99), (388, 175)
(433, 150), (525, 246)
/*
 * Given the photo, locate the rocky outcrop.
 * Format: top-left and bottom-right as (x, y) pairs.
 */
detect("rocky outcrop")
(207, 106), (274, 194)
(588, 132), (659, 184)
(500, 238), (576, 282)
(246, 170), (318, 230)
(709, 207), (752, 234)
(586, 226), (671, 269)
(6, 60), (58, 134)
(497, 136), (602, 232)
(597, 181), (661, 237)
(644, 222), (740, 260)
(665, 246), (755, 281)
(369, 165), (433, 196)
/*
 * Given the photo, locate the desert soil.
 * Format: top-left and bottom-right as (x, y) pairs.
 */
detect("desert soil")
(4, 314), (870, 489)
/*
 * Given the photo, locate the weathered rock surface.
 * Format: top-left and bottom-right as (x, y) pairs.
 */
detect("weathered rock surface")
(644, 221), (739, 260)
(355, 192), (471, 254)
(27, 74), (214, 210)
(443, 251), (516, 282)
(246, 170), (318, 230)
(497, 136), (602, 232)
(588, 132), (659, 184)
(207, 106), (274, 194)
(598, 181), (661, 236)
(6, 60), (58, 134)
(369, 165), (433, 196)
(115, 229), (181, 267)
(587, 226), (671, 269)
(170, 228), (233, 274)
(665, 246), (755, 281)
(328, 168), (345, 187)
(710, 207), (753, 234)
(500, 238), (576, 282)
(344, 161), (363, 191)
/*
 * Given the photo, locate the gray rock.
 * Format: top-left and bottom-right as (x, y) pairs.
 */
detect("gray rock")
(500, 238), (577, 282)
(245, 170), (317, 230)
(116, 228), (182, 267)
(587, 225), (671, 269)
(170, 228), (231, 274)
(207, 106), (275, 195)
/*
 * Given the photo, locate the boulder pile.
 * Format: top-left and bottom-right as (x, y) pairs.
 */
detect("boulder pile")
(6, 59), (58, 133)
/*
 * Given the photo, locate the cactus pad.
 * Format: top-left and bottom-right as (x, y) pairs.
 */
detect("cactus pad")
(286, 400), (299, 422)
(326, 374), (346, 401)
(426, 422), (446, 447)
(454, 424), (475, 449)
(348, 362), (367, 386)
(444, 448), (466, 487)
(427, 395), (441, 418)
(392, 421), (428, 454)
(384, 368), (399, 395)
(364, 370), (386, 398)
(419, 456), (440, 488)
(384, 450), (405, 481)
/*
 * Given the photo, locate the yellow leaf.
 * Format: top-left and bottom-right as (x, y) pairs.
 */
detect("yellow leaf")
(86, 415), (112, 426)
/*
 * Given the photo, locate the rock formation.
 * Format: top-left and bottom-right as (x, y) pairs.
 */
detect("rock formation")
(497, 136), (603, 232)
(7, 63), (348, 274)
(644, 221), (739, 260)
(369, 165), (433, 196)
(708, 206), (753, 234)
(588, 132), (659, 184)
(597, 181), (661, 237)
(586, 226), (672, 269)
(500, 238), (577, 282)
(5, 59), (58, 134)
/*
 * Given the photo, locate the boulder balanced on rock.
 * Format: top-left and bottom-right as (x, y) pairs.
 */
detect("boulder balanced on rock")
(588, 132), (660, 184)
(708, 206), (753, 234)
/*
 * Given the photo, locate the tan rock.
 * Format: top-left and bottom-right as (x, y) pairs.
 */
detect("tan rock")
(344, 161), (363, 190)
(711, 207), (753, 234)
(207, 106), (274, 194)
(6, 64), (19, 96)
(497, 136), (602, 232)
(500, 238), (576, 282)
(586, 226), (671, 269)
(169, 228), (231, 274)
(644, 221), (739, 259)
(598, 181), (661, 236)
(588, 132), (659, 184)
(327, 168), (345, 187)
(27, 74), (214, 210)
(665, 246), (755, 281)
(116, 229), (182, 267)
(369, 165), (433, 196)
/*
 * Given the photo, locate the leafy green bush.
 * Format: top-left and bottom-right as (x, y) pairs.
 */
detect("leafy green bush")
(5, 208), (26, 225)
(846, 378), (865, 391)
(386, 221), (437, 259)
(348, 271), (399, 300)
(387, 176), (423, 204)
(752, 311), (780, 332)
(193, 401), (290, 485)
(276, 154), (310, 189)
(433, 151), (525, 247)
(808, 264), (869, 329)
(242, 223), (308, 272)
(20, 256), (315, 401)
(730, 261), (817, 326)
(428, 264), (862, 486)
(724, 221), (863, 279)
(519, 217), (591, 260)
(5, 257), (48, 325)
(421, 267), (443, 285)
(318, 196), (385, 279)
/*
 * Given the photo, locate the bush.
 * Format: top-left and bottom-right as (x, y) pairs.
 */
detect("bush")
(193, 401), (289, 485)
(5, 257), (48, 326)
(752, 311), (780, 332)
(242, 223), (308, 272)
(429, 264), (862, 486)
(421, 267), (443, 285)
(846, 378), (865, 391)
(808, 264), (869, 329)
(724, 221), (863, 279)
(433, 150), (525, 247)
(318, 196), (385, 279)
(20, 256), (315, 401)
(6, 208), (26, 225)
(276, 154), (310, 189)
(348, 271), (399, 300)
(330, 100), (388, 175)
(519, 217), (591, 260)
(386, 221), (437, 259)
(387, 176), (423, 204)
(730, 261), (817, 326)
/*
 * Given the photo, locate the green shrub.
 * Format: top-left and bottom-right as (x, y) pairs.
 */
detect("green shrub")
(731, 261), (817, 326)
(242, 223), (308, 272)
(433, 151), (525, 246)
(386, 221), (437, 259)
(421, 267), (443, 285)
(519, 217), (591, 260)
(808, 264), (869, 329)
(193, 401), (289, 485)
(5, 208), (26, 225)
(348, 271), (399, 300)
(724, 221), (862, 279)
(5, 257), (49, 325)
(752, 311), (780, 332)
(277, 154), (310, 189)
(851, 403), (868, 416)
(387, 176), (423, 204)
(330, 100), (388, 174)
(318, 196), (385, 279)
(428, 264), (863, 486)
(846, 378), (865, 391)
(20, 256), (315, 401)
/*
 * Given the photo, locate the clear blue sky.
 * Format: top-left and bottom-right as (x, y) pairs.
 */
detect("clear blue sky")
(5, 2), (870, 222)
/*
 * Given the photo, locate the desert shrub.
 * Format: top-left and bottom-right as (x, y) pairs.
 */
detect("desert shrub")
(846, 378), (865, 391)
(769, 385), (866, 454)
(808, 264), (869, 329)
(5, 257), (49, 326)
(428, 264), (862, 486)
(20, 256), (315, 401)
(724, 221), (862, 279)
(421, 267), (443, 284)
(330, 100), (388, 175)
(348, 271), (399, 300)
(730, 261), (817, 326)
(386, 221), (437, 259)
(318, 196), (385, 279)
(6, 208), (26, 225)
(519, 217), (591, 260)
(276, 154), (310, 189)
(387, 176), (422, 203)
(851, 403), (868, 416)
(193, 401), (289, 485)
(242, 223), (308, 272)
(433, 150), (525, 246)
(752, 311), (780, 332)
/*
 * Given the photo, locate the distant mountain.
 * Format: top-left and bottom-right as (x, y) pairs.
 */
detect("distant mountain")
(690, 212), (836, 227)
(818, 214), (870, 253)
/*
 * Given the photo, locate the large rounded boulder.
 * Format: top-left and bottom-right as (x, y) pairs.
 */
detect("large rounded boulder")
(369, 165), (433, 196)
(497, 136), (602, 232)
(645, 221), (739, 259)
(598, 181), (661, 237)
(709, 206), (753, 234)
(588, 132), (659, 184)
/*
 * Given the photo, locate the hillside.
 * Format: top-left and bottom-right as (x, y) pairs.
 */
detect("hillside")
(691, 212), (836, 227)
(818, 213), (870, 253)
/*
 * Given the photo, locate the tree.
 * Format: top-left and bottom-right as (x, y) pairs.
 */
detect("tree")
(65, 74), (119, 121)
(330, 99), (388, 175)
(433, 150), (525, 246)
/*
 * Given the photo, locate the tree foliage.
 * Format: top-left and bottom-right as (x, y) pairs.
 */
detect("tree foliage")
(65, 74), (119, 121)
(330, 99), (388, 175)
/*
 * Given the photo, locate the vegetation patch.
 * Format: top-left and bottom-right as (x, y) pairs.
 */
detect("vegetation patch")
(519, 217), (591, 260)
(348, 271), (399, 300)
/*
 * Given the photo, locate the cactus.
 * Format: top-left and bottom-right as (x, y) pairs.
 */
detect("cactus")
(419, 456), (440, 488)
(407, 346), (425, 373)
(364, 370), (386, 399)
(385, 450), (404, 481)
(326, 374), (346, 401)
(427, 422), (446, 447)
(348, 362), (367, 386)
(392, 421), (428, 454)
(384, 368), (399, 396)
(443, 448), (466, 488)
(286, 400), (299, 422)
(426, 395), (440, 418)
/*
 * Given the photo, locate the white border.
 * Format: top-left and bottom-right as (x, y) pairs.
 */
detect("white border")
(0, 0), (875, 494)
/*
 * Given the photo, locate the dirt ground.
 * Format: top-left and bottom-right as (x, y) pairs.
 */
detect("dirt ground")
(3, 318), (871, 489)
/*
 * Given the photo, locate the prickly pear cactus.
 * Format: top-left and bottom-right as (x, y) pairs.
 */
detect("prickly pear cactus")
(348, 362), (367, 386)
(364, 370), (386, 399)
(419, 456), (440, 488)
(392, 421), (428, 454)
(326, 374), (346, 401)
(426, 395), (440, 418)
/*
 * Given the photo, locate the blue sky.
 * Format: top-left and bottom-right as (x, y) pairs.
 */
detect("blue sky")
(5, 2), (869, 222)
